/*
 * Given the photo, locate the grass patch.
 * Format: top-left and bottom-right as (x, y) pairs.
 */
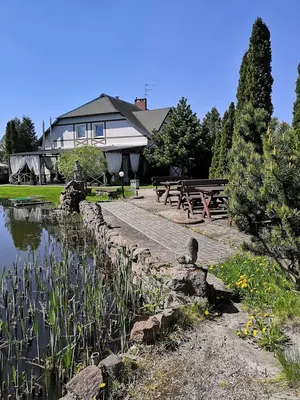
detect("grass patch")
(0, 185), (134, 206)
(277, 348), (300, 388)
(211, 252), (300, 324)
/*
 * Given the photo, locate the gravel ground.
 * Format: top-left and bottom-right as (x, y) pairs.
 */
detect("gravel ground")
(132, 307), (299, 400)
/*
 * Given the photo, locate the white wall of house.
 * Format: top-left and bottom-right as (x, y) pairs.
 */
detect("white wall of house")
(44, 113), (148, 150)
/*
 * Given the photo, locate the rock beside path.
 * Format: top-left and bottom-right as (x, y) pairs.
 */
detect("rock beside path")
(65, 365), (103, 400)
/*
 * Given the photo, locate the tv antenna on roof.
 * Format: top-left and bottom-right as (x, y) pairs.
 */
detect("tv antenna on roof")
(144, 83), (156, 99)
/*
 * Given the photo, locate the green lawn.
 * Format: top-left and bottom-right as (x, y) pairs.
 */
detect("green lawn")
(0, 185), (134, 206)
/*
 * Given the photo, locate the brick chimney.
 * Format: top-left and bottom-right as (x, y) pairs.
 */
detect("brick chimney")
(134, 97), (147, 111)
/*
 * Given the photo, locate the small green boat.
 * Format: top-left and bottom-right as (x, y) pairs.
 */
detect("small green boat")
(10, 196), (51, 207)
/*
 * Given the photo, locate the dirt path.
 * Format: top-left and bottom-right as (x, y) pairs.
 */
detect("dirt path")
(133, 305), (299, 400)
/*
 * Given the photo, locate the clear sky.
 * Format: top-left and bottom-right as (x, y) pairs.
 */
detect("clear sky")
(0, 0), (299, 138)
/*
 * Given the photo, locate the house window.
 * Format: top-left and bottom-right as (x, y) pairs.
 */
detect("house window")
(93, 122), (105, 138)
(76, 124), (86, 138)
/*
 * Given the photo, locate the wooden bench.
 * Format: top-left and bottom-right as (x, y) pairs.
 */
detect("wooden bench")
(179, 179), (229, 220)
(151, 176), (188, 202)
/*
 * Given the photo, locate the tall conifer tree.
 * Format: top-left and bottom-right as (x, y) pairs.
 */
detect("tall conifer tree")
(4, 121), (12, 156)
(292, 63), (300, 133)
(236, 51), (249, 113)
(217, 102), (235, 177)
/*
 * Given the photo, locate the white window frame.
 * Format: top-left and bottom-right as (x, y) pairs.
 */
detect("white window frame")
(76, 124), (86, 139)
(92, 122), (105, 138)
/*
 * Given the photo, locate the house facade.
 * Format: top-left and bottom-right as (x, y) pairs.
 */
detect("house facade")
(41, 93), (170, 183)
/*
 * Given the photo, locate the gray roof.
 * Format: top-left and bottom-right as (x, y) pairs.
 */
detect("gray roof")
(133, 108), (170, 133)
(56, 93), (170, 137)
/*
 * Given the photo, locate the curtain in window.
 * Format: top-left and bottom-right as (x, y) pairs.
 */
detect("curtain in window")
(25, 156), (40, 176)
(129, 153), (140, 173)
(106, 153), (122, 174)
(43, 156), (57, 171)
(10, 156), (26, 175)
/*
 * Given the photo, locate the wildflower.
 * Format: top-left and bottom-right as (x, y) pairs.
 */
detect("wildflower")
(244, 329), (248, 335)
(250, 315), (255, 320)
(263, 313), (269, 318)
(241, 282), (248, 288)
(262, 327), (267, 333)
(263, 282), (268, 286)
(99, 383), (106, 388)
(246, 320), (252, 328)
(204, 310), (209, 316)
(252, 329), (258, 337)
(236, 331), (241, 336)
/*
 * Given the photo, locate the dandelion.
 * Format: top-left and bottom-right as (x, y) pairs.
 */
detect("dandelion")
(244, 329), (248, 335)
(246, 320), (252, 328)
(241, 282), (248, 288)
(250, 315), (255, 320)
(99, 383), (106, 388)
(263, 313), (269, 318)
(236, 331), (241, 336)
(204, 310), (209, 316)
(262, 327), (267, 333)
(252, 329), (258, 337)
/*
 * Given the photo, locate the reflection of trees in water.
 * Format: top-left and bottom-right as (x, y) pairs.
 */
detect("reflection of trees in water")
(4, 207), (43, 251)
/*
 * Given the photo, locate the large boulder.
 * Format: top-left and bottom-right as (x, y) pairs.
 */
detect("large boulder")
(169, 267), (207, 297)
(99, 354), (124, 379)
(130, 318), (159, 343)
(66, 365), (103, 399)
(60, 180), (86, 213)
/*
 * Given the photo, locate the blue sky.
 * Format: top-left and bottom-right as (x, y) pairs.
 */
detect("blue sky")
(0, 0), (299, 138)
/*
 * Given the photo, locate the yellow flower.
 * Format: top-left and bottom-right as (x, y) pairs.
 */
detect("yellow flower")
(252, 329), (258, 337)
(262, 327), (267, 334)
(99, 383), (106, 388)
(246, 320), (252, 328)
(241, 282), (248, 288)
(204, 310), (209, 316)
(244, 329), (248, 335)
(236, 331), (241, 336)
(263, 313), (269, 318)
(250, 315), (255, 320)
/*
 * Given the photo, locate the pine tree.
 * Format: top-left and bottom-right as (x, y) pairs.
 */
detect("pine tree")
(245, 17), (273, 120)
(292, 63), (300, 132)
(227, 104), (269, 235)
(10, 119), (19, 154)
(248, 124), (300, 288)
(236, 51), (249, 113)
(144, 97), (202, 172)
(4, 121), (12, 156)
(216, 102), (235, 177)
(209, 111), (228, 178)
(18, 116), (38, 151)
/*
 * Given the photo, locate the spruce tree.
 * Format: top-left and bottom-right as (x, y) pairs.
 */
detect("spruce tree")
(245, 17), (273, 120)
(217, 102), (235, 177)
(18, 116), (38, 151)
(292, 63), (300, 132)
(236, 51), (249, 113)
(209, 111), (228, 178)
(4, 121), (12, 156)
(144, 97), (202, 172)
(200, 107), (221, 177)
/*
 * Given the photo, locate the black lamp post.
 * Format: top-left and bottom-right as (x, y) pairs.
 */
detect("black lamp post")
(119, 170), (125, 198)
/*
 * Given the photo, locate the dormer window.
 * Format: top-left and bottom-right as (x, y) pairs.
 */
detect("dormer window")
(76, 124), (86, 138)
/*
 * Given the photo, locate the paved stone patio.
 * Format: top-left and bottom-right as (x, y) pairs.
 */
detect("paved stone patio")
(101, 199), (235, 265)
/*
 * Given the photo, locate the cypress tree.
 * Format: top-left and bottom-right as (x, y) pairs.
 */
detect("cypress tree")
(217, 102), (235, 177)
(4, 121), (12, 156)
(236, 51), (249, 113)
(200, 107), (221, 177)
(245, 17), (273, 120)
(292, 63), (300, 132)
(209, 112), (225, 178)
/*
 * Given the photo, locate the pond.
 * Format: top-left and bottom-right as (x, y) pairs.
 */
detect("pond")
(0, 200), (138, 399)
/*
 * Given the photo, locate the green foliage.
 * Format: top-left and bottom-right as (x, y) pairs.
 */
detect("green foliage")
(4, 121), (12, 157)
(236, 51), (249, 113)
(199, 107), (221, 177)
(4, 116), (37, 156)
(57, 145), (107, 181)
(144, 97), (202, 172)
(217, 102), (235, 177)
(245, 17), (273, 121)
(211, 253), (300, 322)
(277, 348), (300, 387)
(246, 124), (300, 288)
(227, 104), (268, 236)
(10, 119), (19, 154)
(292, 63), (300, 133)
(209, 111), (225, 178)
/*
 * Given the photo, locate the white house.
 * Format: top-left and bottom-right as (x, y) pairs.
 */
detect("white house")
(41, 93), (170, 183)
(8, 94), (170, 185)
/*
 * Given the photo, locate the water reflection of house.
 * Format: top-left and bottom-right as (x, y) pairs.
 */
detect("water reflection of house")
(8, 94), (171, 185)
(0, 163), (9, 184)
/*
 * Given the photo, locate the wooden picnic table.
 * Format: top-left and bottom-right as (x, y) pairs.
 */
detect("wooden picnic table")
(160, 181), (182, 206)
(195, 185), (228, 221)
